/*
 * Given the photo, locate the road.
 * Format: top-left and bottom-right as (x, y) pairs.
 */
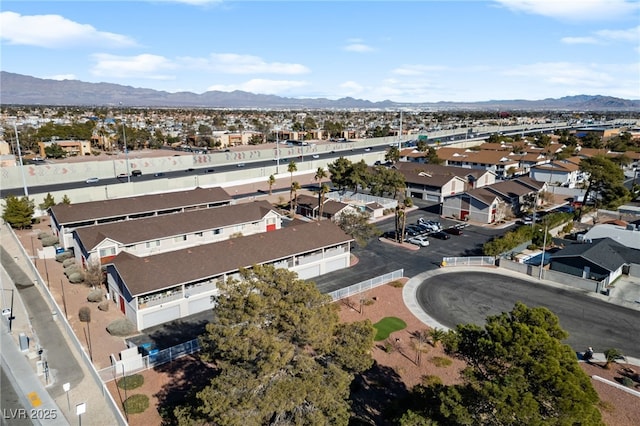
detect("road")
(415, 270), (640, 358)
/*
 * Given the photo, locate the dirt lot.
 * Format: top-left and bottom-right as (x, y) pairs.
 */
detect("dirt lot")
(18, 222), (640, 425)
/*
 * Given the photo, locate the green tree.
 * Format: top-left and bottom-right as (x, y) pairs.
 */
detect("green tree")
(425, 147), (443, 165)
(39, 193), (56, 211)
(173, 265), (374, 425)
(44, 143), (66, 159)
(61, 195), (71, 205)
(579, 155), (627, 211)
(345, 159), (369, 193)
(402, 302), (603, 425)
(385, 146), (400, 164)
(287, 160), (297, 188)
(290, 181), (301, 216)
(2, 195), (35, 229)
(267, 174), (276, 195)
(603, 348), (623, 370)
(317, 184), (330, 221)
(335, 210), (380, 247)
(328, 157), (353, 191)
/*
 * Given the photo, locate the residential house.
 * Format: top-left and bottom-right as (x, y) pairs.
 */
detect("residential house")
(549, 238), (640, 286)
(393, 162), (496, 203)
(436, 148), (520, 178)
(72, 200), (281, 266)
(106, 220), (354, 330)
(295, 193), (356, 221)
(530, 159), (583, 187)
(49, 187), (233, 248)
(441, 177), (545, 223)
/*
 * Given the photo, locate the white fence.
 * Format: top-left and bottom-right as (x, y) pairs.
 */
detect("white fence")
(98, 338), (201, 383)
(327, 269), (404, 301)
(442, 256), (496, 267)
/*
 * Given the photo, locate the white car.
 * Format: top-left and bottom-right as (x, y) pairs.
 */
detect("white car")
(407, 235), (430, 247)
(85, 177), (100, 184)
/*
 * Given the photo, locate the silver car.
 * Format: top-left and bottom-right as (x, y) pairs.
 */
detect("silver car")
(407, 235), (430, 247)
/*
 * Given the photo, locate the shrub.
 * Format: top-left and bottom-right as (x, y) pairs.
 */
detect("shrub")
(123, 394), (149, 414)
(107, 318), (136, 336)
(117, 374), (144, 390)
(68, 272), (85, 283)
(87, 289), (104, 303)
(621, 377), (634, 388)
(64, 265), (80, 276)
(62, 258), (76, 268)
(430, 356), (453, 368)
(55, 251), (73, 262)
(98, 300), (110, 311)
(383, 341), (394, 353)
(421, 375), (443, 387)
(78, 306), (91, 323)
(41, 236), (59, 247)
(388, 280), (404, 288)
(37, 231), (50, 239)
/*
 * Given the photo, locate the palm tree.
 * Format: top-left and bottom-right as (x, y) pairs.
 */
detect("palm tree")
(290, 181), (301, 216)
(603, 348), (623, 369)
(317, 184), (330, 221)
(314, 167), (328, 220)
(428, 327), (447, 348)
(267, 174), (276, 195)
(287, 160), (297, 188)
(396, 196), (413, 243)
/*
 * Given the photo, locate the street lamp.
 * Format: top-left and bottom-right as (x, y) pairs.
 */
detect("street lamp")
(120, 103), (131, 183)
(1, 289), (15, 333)
(538, 223), (548, 280)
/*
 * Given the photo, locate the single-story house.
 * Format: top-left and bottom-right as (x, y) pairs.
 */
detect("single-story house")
(549, 238), (640, 285)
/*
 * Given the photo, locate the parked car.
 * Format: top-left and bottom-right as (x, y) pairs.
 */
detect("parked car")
(117, 173), (128, 179)
(85, 177), (99, 184)
(407, 235), (430, 247)
(382, 231), (399, 241)
(444, 227), (463, 235)
(431, 231), (451, 240)
(405, 226), (422, 237)
(131, 169), (142, 176)
(237, 163), (246, 167)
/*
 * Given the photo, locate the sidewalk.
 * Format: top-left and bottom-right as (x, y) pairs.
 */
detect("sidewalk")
(1, 223), (121, 426)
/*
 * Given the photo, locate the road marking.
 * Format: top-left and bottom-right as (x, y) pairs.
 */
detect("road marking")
(28, 391), (42, 407)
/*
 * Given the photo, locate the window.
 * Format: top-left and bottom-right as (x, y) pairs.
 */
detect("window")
(174, 235), (187, 242)
(195, 232), (203, 237)
(99, 247), (116, 257)
(145, 240), (160, 248)
(213, 229), (222, 235)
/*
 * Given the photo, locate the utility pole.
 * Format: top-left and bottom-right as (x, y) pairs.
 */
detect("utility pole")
(14, 123), (29, 197)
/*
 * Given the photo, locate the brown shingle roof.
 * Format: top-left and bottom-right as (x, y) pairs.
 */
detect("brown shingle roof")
(110, 220), (353, 296)
(394, 162), (490, 180)
(50, 187), (232, 225)
(75, 200), (277, 249)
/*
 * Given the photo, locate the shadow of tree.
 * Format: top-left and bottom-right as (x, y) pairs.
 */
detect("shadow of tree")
(349, 361), (409, 426)
(153, 353), (216, 425)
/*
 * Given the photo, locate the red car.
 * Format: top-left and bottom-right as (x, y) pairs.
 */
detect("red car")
(444, 227), (463, 236)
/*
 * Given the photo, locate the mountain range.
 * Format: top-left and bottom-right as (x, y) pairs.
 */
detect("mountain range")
(1, 71), (639, 111)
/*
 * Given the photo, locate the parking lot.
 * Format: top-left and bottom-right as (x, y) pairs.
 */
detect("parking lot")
(313, 202), (507, 293)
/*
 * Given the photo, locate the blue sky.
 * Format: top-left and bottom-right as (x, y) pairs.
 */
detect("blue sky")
(2, 0), (639, 102)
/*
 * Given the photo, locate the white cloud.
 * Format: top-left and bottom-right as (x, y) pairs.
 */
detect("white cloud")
(596, 25), (640, 42)
(561, 36), (600, 44)
(392, 64), (448, 76)
(494, 0), (639, 22)
(0, 11), (136, 48)
(503, 62), (615, 90)
(182, 53), (310, 74)
(90, 54), (177, 79)
(339, 81), (366, 96)
(343, 39), (374, 53)
(207, 79), (308, 95)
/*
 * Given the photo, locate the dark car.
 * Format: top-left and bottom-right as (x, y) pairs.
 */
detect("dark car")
(431, 231), (451, 240)
(382, 231), (399, 241)
(444, 227), (463, 235)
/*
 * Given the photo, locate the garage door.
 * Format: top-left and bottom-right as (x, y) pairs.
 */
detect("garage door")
(142, 305), (180, 329)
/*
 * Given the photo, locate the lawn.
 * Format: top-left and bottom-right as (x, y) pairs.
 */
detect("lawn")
(372, 316), (407, 341)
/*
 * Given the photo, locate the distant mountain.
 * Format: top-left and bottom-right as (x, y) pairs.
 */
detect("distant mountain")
(1, 71), (639, 111)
